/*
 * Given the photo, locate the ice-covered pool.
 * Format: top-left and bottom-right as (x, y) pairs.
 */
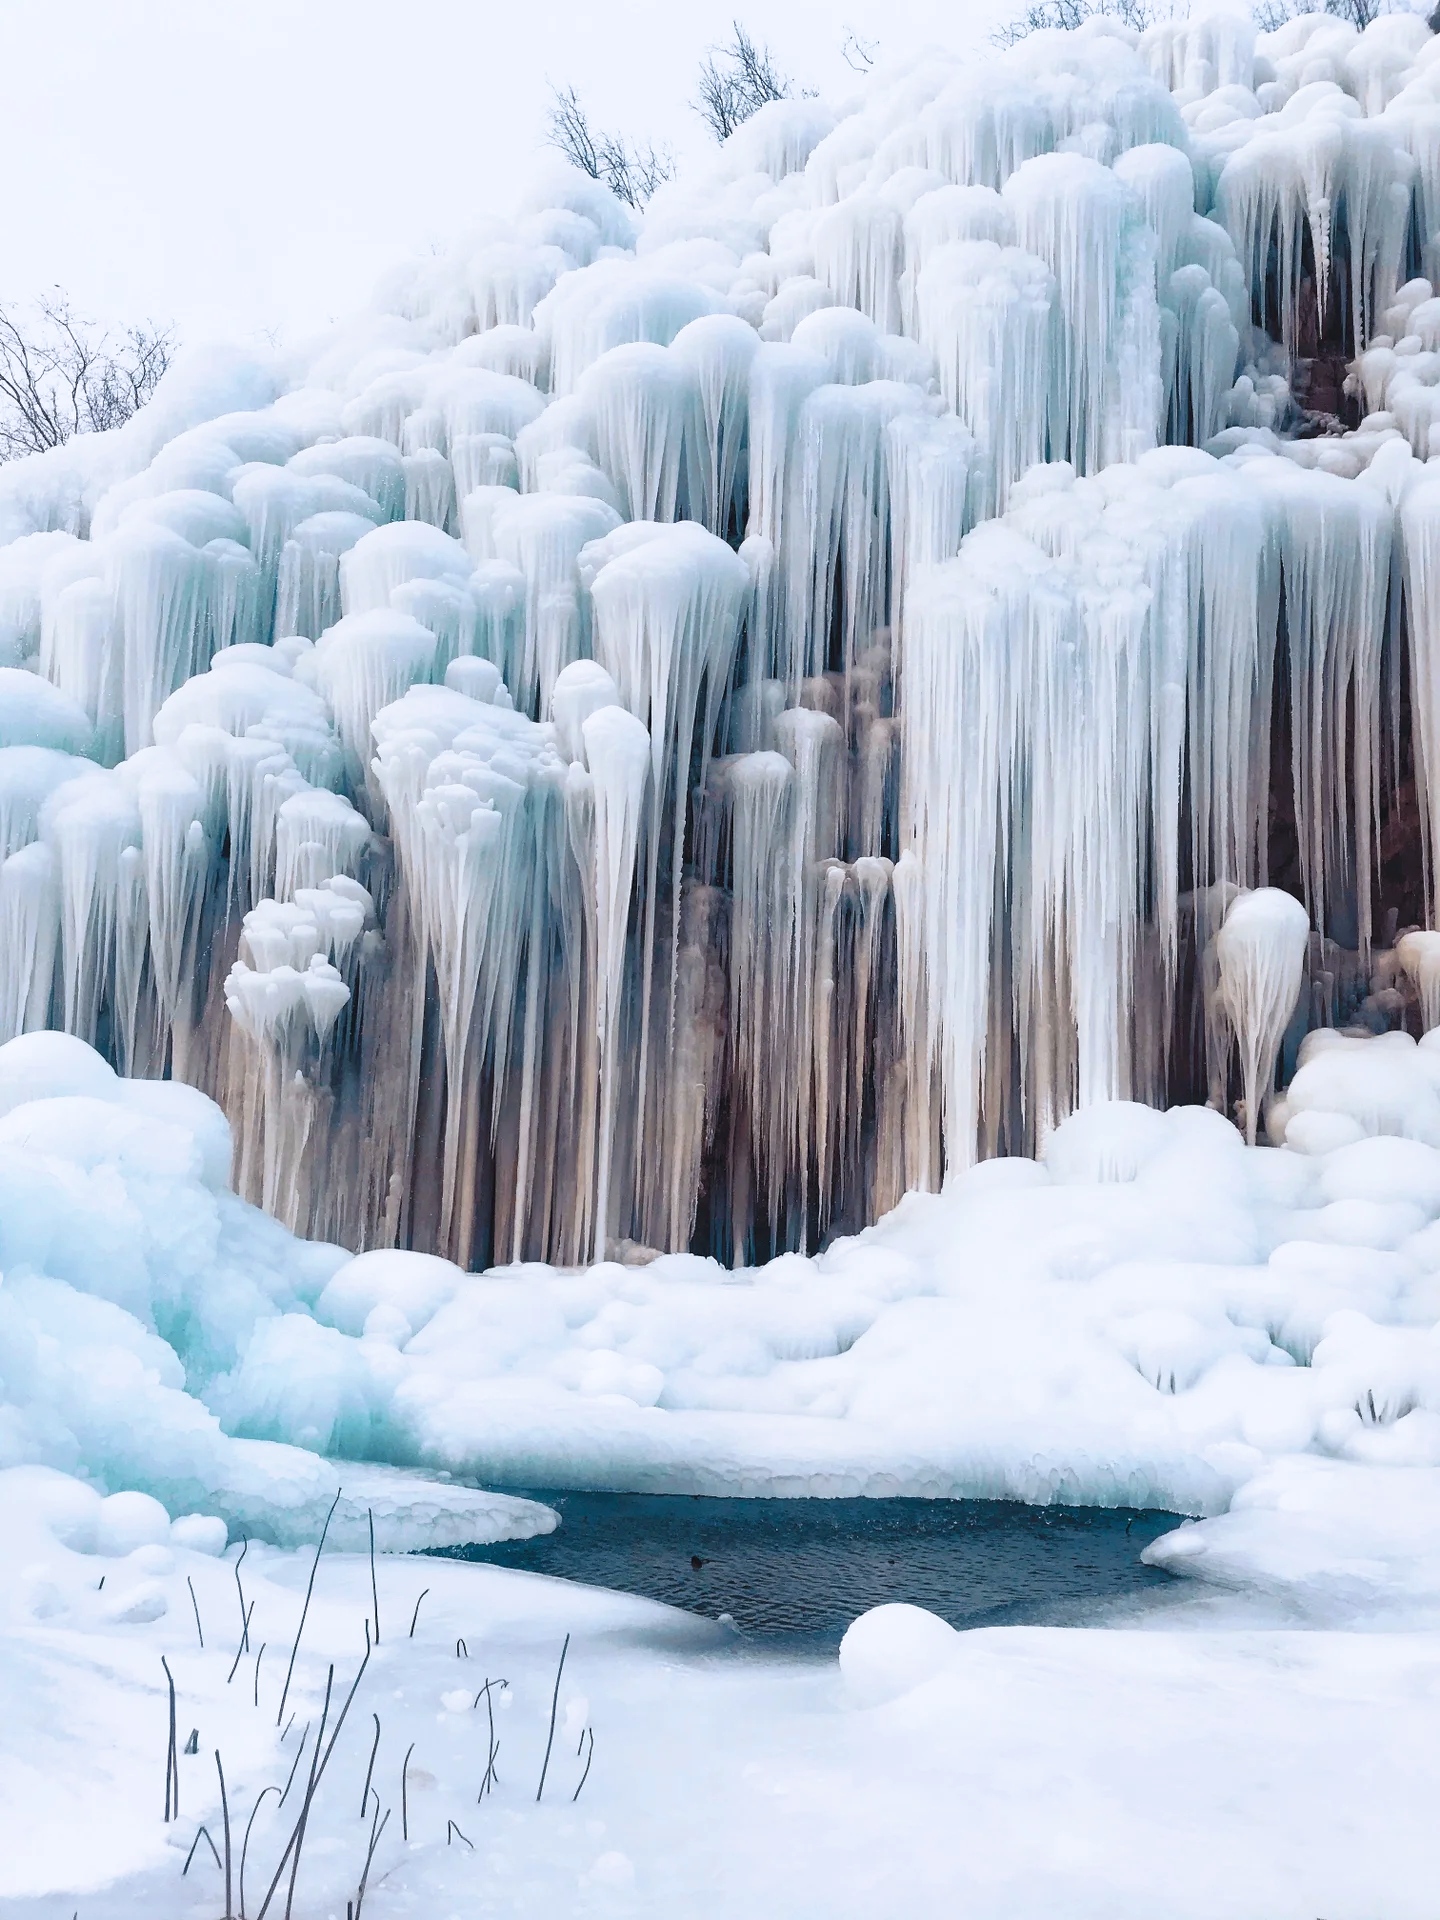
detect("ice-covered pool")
(433, 1494), (1183, 1639)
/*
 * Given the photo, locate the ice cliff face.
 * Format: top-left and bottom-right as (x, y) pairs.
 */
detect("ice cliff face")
(6, 11), (1440, 1266)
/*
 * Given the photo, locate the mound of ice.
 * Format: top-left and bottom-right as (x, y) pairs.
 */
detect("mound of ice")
(0, 1034), (553, 1549)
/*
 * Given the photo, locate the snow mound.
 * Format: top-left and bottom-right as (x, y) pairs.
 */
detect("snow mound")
(839, 1602), (962, 1705)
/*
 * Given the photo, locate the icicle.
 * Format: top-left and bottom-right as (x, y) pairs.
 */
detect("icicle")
(288, 439), (407, 523)
(311, 610), (439, 797)
(913, 241), (1054, 514)
(0, 842), (59, 1042)
(274, 511), (376, 641)
(1003, 153), (1163, 475)
(490, 493), (622, 717)
(577, 344), (702, 523)
(580, 703), (650, 1260)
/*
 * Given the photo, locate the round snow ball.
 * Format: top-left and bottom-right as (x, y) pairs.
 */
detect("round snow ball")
(130, 1544), (175, 1576)
(584, 1852), (635, 1889)
(0, 1464), (103, 1548)
(1283, 1109), (1366, 1155)
(1319, 1135), (1440, 1215)
(316, 1248), (464, 1339)
(362, 1302), (414, 1346)
(94, 1490), (173, 1557)
(104, 1580), (169, 1625)
(0, 1030), (117, 1118)
(838, 1602), (961, 1706)
(170, 1513), (229, 1556)
(1044, 1100), (1168, 1185)
(956, 1155), (1049, 1194)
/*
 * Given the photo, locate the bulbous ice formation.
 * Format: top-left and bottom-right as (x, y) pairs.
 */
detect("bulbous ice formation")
(1216, 888), (1311, 1145)
(1397, 929), (1440, 1031)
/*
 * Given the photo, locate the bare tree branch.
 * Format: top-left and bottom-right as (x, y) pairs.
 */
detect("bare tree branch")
(840, 29), (878, 73)
(693, 22), (810, 144)
(1253, 0), (1392, 28)
(991, 0), (1162, 48)
(0, 290), (173, 462)
(995, 0), (1398, 42)
(544, 85), (674, 209)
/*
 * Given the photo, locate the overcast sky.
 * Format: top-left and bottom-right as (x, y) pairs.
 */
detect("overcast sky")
(0, 0), (1002, 351)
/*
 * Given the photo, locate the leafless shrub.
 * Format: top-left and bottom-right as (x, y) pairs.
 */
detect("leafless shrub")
(694, 22), (805, 143)
(0, 291), (173, 462)
(544, 85), (674, 209)
(1253, 0), (1397, 28)
(992, 0), (1162, 48)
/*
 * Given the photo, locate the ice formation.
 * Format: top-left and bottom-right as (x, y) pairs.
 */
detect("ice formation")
(8, 10), (1440, 1273)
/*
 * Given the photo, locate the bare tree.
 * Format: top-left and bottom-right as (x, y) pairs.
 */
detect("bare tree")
(544, 85), (675, 209)
(0, 291), (174, 462)
(693, 23), (806, 144)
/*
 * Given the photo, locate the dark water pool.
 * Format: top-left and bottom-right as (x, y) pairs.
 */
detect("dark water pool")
(433, 1493), (1183, 1640)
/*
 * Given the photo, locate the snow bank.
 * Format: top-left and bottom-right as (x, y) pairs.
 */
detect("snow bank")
(9, 1029), (1440, 1612)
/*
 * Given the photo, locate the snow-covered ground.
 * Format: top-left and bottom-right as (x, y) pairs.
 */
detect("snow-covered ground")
(6, 1023), (1440, 1912)
(4, 1470), (1438, 1920)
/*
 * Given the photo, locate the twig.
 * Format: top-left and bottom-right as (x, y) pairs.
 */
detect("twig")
(234, 1537), (251, 1655)
(253, 1643), (266, 1708)
(280, 1666), (332, 1920)
(239, 1785), (279, 1920)
(353, 1804), (389, 1920)
(255, 1638), (374, 1920)
(187, 1576), (204, 1648)
(368, 1509), (379, 1647)
(401, 1742), (415, 1841)
(535, 1634), (569, 1802)
(446, 1819), (474, 1848)
(573, 1726), (594, 1801)
(456, 1637), (467, 1658)
(277, 1727), (310, 1809)
(408, 1589), (429, 1638)
(475, 1678), (506, 1798)
(161, 1655), (178, 1821)
(360, 1713), (380, 1819)
(216, 1751), (234, 1918)
(256, 1673), (331, 1920)
(228, 1601), (257, 1684)
(182, 1823), (222, 1875)
(281, 1714), (295, 1742)
(276, 1489), (341, 1729)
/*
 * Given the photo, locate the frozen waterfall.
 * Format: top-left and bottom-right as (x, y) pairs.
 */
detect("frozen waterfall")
(7, 10), (1440, 1265)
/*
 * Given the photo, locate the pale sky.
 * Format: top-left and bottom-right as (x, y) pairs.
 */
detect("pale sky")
(0, 0), (1001, 351)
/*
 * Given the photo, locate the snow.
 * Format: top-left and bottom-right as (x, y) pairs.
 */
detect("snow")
(3, 1460), (1439, 1919)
